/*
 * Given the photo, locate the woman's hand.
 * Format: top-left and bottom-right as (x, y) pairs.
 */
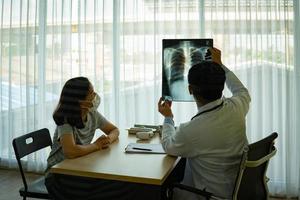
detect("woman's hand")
(93, 135), (111, 150)
(101, 123), (120, 144)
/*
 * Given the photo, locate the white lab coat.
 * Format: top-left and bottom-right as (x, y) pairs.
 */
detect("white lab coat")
(162, 66), (251, 199)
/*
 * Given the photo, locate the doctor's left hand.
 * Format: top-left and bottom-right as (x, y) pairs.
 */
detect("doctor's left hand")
(158, 97), (173, 118)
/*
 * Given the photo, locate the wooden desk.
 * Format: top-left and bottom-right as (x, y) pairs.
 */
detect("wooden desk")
(50, 131), (181, 186)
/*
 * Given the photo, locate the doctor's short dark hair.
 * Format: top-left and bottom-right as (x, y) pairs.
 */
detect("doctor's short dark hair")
(188, 61), (225, 101)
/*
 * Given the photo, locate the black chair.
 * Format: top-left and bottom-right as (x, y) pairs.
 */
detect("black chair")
(12, 128), (52, 200)
(167, 132), (278, 200)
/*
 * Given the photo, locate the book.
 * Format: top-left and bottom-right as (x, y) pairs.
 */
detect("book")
(125, 143), (166, 154)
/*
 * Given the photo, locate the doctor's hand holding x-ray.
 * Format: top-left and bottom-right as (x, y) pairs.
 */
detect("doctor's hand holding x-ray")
(158, 97), (173, 118)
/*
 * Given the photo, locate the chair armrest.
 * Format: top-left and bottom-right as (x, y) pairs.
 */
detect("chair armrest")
(245, 148), (277, 167)
(171, 182), (212, 199)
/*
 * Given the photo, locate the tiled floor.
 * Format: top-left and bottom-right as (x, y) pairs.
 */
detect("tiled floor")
(0, 168), (42, 200)
(0, 168), (296, 200)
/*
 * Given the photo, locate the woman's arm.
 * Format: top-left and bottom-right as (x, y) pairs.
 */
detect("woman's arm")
(60, 134), (109, 159)
(101, 122), (120, 143)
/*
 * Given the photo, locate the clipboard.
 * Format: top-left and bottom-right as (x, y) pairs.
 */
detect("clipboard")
(125, 143), (166, 154)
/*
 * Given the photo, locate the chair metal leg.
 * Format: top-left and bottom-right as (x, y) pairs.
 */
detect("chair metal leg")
(166, 187), (174, 200)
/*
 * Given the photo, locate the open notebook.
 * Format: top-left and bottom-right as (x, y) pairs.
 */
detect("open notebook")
(125, 143), (166, 154)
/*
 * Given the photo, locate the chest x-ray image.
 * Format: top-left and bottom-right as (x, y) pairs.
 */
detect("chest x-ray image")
(162, 39), (213, 102)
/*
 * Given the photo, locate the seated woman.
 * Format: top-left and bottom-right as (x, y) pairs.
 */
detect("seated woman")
(46, 77), (119, 170)
(45, 77), (184, 200)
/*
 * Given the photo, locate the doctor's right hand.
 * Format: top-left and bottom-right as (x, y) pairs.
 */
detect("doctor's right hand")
(209, 47), (222, 66)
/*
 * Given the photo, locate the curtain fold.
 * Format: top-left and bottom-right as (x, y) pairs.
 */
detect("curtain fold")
(0, 0), (299, 198)
(293, 0), (300, 197)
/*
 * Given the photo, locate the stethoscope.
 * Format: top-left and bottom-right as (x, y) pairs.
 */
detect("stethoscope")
(191, 101), (224, 120)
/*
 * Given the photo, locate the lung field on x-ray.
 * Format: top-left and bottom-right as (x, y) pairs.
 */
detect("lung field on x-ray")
(169, 48), (185, 84)
(162, 40), (212, 101)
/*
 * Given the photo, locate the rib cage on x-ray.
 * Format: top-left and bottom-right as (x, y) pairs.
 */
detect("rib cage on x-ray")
(162, 39), (213, 101)
(170, 48), (185, 84)
(168, 46), (209, 84)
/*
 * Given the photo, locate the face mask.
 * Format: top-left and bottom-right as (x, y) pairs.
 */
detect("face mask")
(91, 93), (101, 110)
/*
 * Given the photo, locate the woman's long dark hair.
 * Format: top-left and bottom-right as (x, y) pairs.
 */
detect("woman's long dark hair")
(53, 77), (91, 129)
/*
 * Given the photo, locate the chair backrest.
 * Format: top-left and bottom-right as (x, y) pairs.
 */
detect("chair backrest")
(233, 132), (278, 200)
(12, 128), (52, 190)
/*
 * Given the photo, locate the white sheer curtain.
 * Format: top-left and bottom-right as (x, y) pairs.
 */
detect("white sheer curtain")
(0, 0), (299, 198)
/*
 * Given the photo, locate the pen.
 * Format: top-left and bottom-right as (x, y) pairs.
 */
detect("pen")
(133, 147), (152, 151)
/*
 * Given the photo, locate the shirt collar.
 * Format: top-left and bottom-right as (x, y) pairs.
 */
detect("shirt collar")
(197, 97), (224, 114)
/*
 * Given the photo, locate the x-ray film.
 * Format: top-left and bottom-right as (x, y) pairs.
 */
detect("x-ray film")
(162, 39), (213, 102)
